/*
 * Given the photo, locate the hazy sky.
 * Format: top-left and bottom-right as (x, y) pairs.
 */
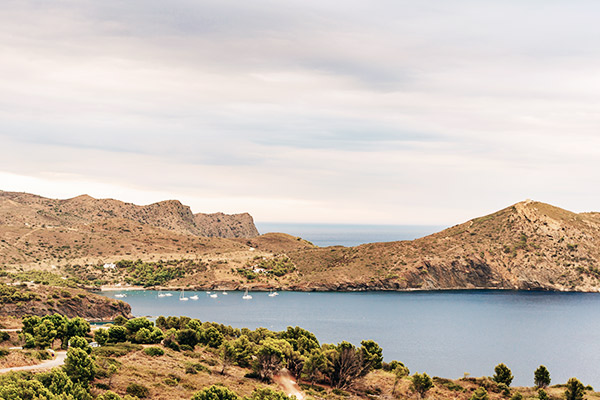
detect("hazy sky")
(1, 1), (599, 225)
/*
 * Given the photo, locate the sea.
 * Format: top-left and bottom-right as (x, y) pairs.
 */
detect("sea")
(254, 223), (447, 247)
(103, 290), (600, 388)
(100, 224), (600, 387)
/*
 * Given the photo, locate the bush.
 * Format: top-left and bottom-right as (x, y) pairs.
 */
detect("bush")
(0, 348), (9, 357)
(126, 383), (150, 398)
(0, 331), (9, 342)
(471, 387), (489, 400)
(411, 373), (433, 398)
(143, 346), (164, 356)
(511, 392), (523, 400)
(538, 389), (548, 400)
(192, 385), (239, 400)
(93, 342), (142, 357)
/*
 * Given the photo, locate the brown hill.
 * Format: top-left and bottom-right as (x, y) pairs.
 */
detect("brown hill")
(285, 200), (600, 292)
(2, 196), (600, 292)
(0, 191), (259, 238)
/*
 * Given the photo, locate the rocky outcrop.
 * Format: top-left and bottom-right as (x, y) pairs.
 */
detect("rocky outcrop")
(0, 286), (131, 321)
(194, 212), (259, 238)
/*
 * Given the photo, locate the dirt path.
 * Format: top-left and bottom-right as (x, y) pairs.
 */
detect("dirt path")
(273, 368), (304, 400)
(0, 350), (67, 374)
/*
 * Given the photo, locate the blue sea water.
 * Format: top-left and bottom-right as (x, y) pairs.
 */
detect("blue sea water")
(254, 223), (447, 247)
(103, 290), (600, 387)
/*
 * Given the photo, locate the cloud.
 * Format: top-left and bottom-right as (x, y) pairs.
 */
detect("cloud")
(1, 1), (600, 224)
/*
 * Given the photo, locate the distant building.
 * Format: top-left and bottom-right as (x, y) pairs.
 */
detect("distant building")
(103, 263), (116, 269)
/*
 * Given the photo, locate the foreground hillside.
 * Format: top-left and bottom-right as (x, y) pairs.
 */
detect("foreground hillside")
(1, 194), (600, 292)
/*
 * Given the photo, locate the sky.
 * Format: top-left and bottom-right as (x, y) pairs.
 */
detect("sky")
(1, 0), (600, 225)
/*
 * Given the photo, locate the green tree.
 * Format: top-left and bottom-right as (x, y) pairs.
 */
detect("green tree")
(360, 340), (383, 370)
(565, 377), (585, 400)
(94, 328), (109, 346)
(493, 363), (514, 387)
(232, 335), (254, 367)
(69, 336), (92, 354)
(470, 387), (489, 400)
(176, 328), (199, 348)
(534, 365), (551, 389)
(391, 362), (410, 395)
(63, 347), (96, 387)
(302, 348), (328, 385)
(411, 372), (433, 399)
(125, 317), (153, 335)
(97, 391), (122, 400)
(108, 326), (128, 343)
(253, 338), (290, 381)
(191, 385), (240, 400)
(201, 326), (224, 348)
(538, 389), (548, 400)
(221, 341), (237, 374)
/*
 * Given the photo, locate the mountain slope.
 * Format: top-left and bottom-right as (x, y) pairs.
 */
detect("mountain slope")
(285, 200), (600, 291)
(0, 191), (259, 238)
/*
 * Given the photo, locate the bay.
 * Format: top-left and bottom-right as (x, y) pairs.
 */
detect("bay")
(102, 290), (600, 387)
(254, 223), (447, 247)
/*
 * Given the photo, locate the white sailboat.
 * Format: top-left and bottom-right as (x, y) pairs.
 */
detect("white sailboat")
(242, 288), (252, 300)
(179, 289), (189, 301)
(222, 291), (228, 295)
(268, 290), (277, 297)
(158, 289), (166, 298)
(210, 293), (218, 298)
(190, 294), (199, 300)
(164, 292), (173, 297)
(115, 293), (127, 298)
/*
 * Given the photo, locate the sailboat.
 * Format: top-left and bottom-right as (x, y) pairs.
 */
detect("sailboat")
(210, 293), (218, 298)
(268, 290), (277, 297)
(164, 292), (173, 297)
(179, 289), (189, 301)
(190, 293), (199, 300)
(222, 291), (228, 295)
(242, 288), (252, 300)
(115, 293), (127, 298)
(158, 289), (166, 298)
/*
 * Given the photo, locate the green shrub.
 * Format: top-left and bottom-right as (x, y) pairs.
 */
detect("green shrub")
(143, 346), (164, 357)
(126, 383), (150, 398)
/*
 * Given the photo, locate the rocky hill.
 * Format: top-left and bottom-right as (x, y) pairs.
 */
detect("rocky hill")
(286, 200), (600, 292)
(1, 195), (599, 292)
(0, 191), (259, 238)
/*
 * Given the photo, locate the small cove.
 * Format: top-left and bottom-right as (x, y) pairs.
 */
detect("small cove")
(101, 289), (600, 387)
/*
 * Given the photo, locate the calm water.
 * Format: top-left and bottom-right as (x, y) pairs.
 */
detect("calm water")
(103, 290), (600, 387)
(254, 223), (447, 247)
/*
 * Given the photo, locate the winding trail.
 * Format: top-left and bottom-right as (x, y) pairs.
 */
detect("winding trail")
(273, 368), (304, 400)
(0, 350), (67, 374)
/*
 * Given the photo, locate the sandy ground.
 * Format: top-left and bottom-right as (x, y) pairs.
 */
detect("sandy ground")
(0, 350), (67, 374)
(273, 368), (304, 400)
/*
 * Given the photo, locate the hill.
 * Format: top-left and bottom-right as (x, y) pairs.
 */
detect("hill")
(285, 200), (600, 291)
(1, 195), (600, 292)
(0, 191), (259, 238)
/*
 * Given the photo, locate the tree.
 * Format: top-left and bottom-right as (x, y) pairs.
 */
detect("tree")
(538, 389), (548, 400)
(108, 325), (128, 343)
(69, 336), (92, 354)
(470, 387), (489, 400)
(360, 340), (383, 370)
(565, 377), (585, 400)
(176, 328), (199, 348)
(253, 338), (290, 381)
(191, 385), (240, 400)
(391, 362), (410, 395)
(201, 326), (224, 348)
(302, 348), (328, 385)
(232, 335), (254, 367)
(411, 372), (433, 399)
(493, 363), (514, 387)
(63, 347), (96, 387)
(221, 341), (237, 374)
(534, 365), (551, 389)
(94, 328), (109, 346)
